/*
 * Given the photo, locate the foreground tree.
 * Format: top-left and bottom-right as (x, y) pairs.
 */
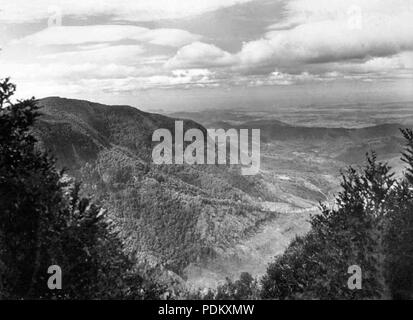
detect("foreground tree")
(214, 272), (259, 300)
(261, 132), (413, 300)
(0, 78), (157, 299)
(384, 129), (413, 299)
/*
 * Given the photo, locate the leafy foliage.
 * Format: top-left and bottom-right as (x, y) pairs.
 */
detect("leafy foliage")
(188, 272), (259, 300)
(214, 272), (260, 300)
(385, 130), (413, 299)
(261, 139), (413, 299)
(0, 79), (158, 299)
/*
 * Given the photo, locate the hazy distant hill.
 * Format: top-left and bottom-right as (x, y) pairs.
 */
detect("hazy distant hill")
(173, 110), (405, 166)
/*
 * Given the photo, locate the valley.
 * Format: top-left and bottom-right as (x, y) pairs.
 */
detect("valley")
(32, 97), (413, 291)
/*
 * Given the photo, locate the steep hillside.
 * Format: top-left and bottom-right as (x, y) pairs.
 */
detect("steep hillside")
(35, 97), (206, 170)
(32, 97), (286, 283)
(32, 97), (407, 289)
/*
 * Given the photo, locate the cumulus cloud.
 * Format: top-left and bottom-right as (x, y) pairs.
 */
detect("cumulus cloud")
(2, 0), (412, 97)
(236, 69), (342, 87)
(165, 42), (237, 69)
(14, 25), (201, 48)
(236, 3), (413, 70)
(318, 53), (413, 81)
(73, 68), (217, 92)
(166, 0), (413, 76)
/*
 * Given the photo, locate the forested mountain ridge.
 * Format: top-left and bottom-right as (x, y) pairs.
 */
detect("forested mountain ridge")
(32, 97), (280, 286)
(32, 97), (410, 291)
(3, 78), (413, 299)
(34, 97), (206, 169)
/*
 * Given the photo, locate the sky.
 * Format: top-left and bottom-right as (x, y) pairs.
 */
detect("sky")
(0, 0), (412, 111)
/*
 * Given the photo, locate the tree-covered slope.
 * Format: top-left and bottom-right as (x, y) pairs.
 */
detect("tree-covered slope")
(32, 97), (277, 280)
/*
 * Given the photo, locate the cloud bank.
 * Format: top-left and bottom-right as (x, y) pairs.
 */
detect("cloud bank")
(166, 0), (413, 75)
(1, 0), (412, 100)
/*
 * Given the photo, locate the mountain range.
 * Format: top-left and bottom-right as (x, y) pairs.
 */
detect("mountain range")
(32, 97), (408, 289)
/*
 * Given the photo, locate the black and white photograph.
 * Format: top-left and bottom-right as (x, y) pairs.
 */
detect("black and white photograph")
(1, 0), (413, 309)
